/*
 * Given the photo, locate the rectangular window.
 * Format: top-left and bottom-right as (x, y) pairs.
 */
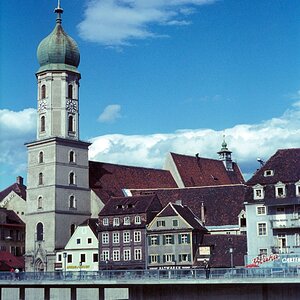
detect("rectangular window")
(113, 232), (120, 244)
(135, 216), (141, 224)
(164, 254), (175, 263)
(103, 218), (109, 226)
(67, 254), (72, 263)
(157, 220), (166, 227)
(149, 254), (159, 263)
(102, 232), (109, 244)
(101, 250), (109, 261)
(113, 218), (120, 226)
(259, 249), (268, 256)
(257, 223), (267, 236)
(124, 216), (130, 225)
(93, 253), (99, 262)
(295, 233), (300, 246)
(134, 249), (142, 260)
(80, 254), (86, 263)
(113, 250), (120, 261)
(57, 254), (62, 262)
(124, 249), (131, 261)
(123, 232), (130, 243)
(276, 185), (286, 198)
(257, 206), (266, 215)
(173, 219), (178, 227)
(164, 234), (174, 245)
(179, 233), (189, 244)
(87, 238), (92, 244)
(76, 238), (81, 244)
(134, 231), (141, 243)
(179, 254), (190, 262)
(150, 235), (159, 246)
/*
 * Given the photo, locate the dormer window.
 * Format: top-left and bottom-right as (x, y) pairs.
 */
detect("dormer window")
(113, 218), (120, 226)
(124, 216), (130, 225)
(253, 184), (264, 200)
(295, 180), (300, 197)
(275, 182), (286, 198)
(135, 216), (141, 224)
(103, 218), (109, 226)
(264, 170), (274, 177)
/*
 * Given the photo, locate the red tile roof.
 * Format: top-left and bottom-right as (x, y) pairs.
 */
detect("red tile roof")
(170, 152), (244, 187)
(247, 148), (300, 186)
(89, 161), (178, 203)
(0, 177), (26, 202)
(0, 209), (25, 225)
(131, 184), (246, 227)
(0, 251), (25, 270)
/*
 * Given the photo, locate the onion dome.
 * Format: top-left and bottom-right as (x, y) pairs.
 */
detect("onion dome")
(37, 2), (80, 73)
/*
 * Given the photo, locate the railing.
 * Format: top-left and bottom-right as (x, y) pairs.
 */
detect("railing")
(270, 217), (300, 229)
(0, 267), (299, 282)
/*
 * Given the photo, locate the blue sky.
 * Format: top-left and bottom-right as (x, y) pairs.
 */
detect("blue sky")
(1, 0), (300, 190)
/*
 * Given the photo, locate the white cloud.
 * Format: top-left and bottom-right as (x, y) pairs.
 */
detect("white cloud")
(78, 0), (216, 46)
(89, 101), (300, 178)
(98, 104), (122, 123)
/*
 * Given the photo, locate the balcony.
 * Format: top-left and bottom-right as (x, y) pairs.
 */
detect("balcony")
(270, 217), (300, 229)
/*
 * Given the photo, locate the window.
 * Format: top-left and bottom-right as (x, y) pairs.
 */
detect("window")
(156, 220), (165, 227)
(295, 233), (300, 247)
(76, 238), (81, 244)
(173, 219), (178, 227)
(57, 254), (62, 262)
(37, 196), (43, 209)
(149, 235), (159, 246)
(69, 195), (76, 209)
(41, 85), (46, 99)
(163, 254), (175, 263)
(69, 151), (75, 163)
(257, 223), (267, 236)
(113, 232), (120, 244)
(40, 116), (45, 132)
(124, 216), (130, 225)
(69, 172), (75, 185)
(179, 254), (191, 262)
(36, 222), (44, 241)
(113, 218), (120, 226)
(277, 234), (287, 253)
(124, 249), (131, 261)
(164, 234), (174, 245)
(179, 234), (190, 244)
(135, 216), (141, 224)
(253, 185), (264, 200)
(87, 238), (92, 244)
(103, 218), (109, 226)
(102, 233), (109, 244)
(259, 249), (268, 256)
(134, 231), (141, 243)
(134, 249), (142, 260)
(93, 253), (98, 262)
(264, 170), (274, 177)
(123, 232), (130, 243)
(39, 151), (44, 163)
(101, 250), (109, 261)
(38, 172), (43, 185)
(68, 115), (74, 132)
(113, 250), (120, 261)
(68, 84), (73, 99)
(275, 182), (286, 198)
(80, 254), (86, 263)
(296, 181), (300, 197)
(257, 206), (266, 215)
(67, 254), (72, 263)
(149, 255), (159, 264)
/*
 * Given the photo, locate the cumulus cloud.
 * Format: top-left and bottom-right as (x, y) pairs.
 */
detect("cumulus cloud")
(78, 0), (216, 46)
(89, 100), (300, 179)
(98, 104), (122, 123)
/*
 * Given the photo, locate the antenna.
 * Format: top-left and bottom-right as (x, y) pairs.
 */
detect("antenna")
(54, 0), (63, 23)
(257, 158), (265, 166)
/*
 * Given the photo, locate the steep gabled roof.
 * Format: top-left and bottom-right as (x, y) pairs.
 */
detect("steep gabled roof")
(89, 161), (178, 203)
(0, 208), (25, 225)
(247, 148), (300, 186)
(0, 177), (26, 201)
(169, 152), (244, 187)
(79, 218), (99, 236)
(99, 194), (161, 216)
(131, 184), (246, 227)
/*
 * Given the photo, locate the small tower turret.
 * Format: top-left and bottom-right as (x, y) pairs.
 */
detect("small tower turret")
(217, 136), (233, 171)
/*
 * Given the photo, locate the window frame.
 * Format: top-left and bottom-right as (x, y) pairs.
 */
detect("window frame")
(102, 232), (109, 244)
(257, 222), (267, 236)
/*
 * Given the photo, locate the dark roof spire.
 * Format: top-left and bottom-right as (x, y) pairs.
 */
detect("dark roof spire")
(54, 0), (63, 24)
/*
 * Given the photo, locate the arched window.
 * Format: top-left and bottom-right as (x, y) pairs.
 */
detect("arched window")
(37, 196), (43, 209)
(40, 116), (46, 132)
(69, 172), (75, 185)
(36, 222), (44, 241)
(69, 195), (76, 208)
(70, 224), (76, 236)
(69, 151), (75, 163)
(41, 85), (46, 99)
(68, 115), (74, 132)
(68, 84), (73, 99)
(39, 151), (44, 163)
(38, 172), (43, 185)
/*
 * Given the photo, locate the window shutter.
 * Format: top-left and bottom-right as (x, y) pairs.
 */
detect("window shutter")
(148, 236), (151, 245)
(163, 255), (165, 263)
(179, 255), (182, 262)
(188, 254), (191, 262)
(171, 235), (175, 244)
(157, 236), (160, 245)
(158, 255), (160, 263)
(178, 234), (181, 244)
(148, 256), (151, 264)
(163, 235), (166, 245)
(172, 255), (175, 262)
(187, 234), (190, 244)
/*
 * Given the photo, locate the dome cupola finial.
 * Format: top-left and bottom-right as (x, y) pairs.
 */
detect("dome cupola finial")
(54, 0), (63, 24)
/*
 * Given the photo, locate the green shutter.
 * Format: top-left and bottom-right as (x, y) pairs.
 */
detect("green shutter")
(148, 256), (151, 264)
(179, 255), (182, 262)
(158, 255), (160, 263)
(188, 254), (191, 262)
(157, 236), (160, 245)
(187, 234), (190, 244)
(148, 236), (151, 245)
(178, 234), (181, 244)
(163, 255), (165, 263)
(171, 235), (175, 244)
(172, 255), (175, 262)
(163, 235), (166, 245)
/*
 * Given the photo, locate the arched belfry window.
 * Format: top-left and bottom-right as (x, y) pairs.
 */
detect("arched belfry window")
(68, 84), (73, 99)
(68, 115), (74, 132)
(69, 172), (75, 185)
(38, 172), (43, 185)
(69, 150), (75, 163)
(40, 116), (46, 132)
(36, 222), (44, 241)
(37, 196), (43, 209)
(39, 151), (44, 163)
(69, 195), (76, 209)
(41, 85), (46, 99)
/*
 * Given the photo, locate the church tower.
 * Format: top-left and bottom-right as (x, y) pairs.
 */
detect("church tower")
(217, 137), (233, 171)
(25, 2), (91, 271)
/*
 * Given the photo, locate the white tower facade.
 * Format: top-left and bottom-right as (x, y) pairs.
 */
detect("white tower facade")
(25, 3), (91, 272)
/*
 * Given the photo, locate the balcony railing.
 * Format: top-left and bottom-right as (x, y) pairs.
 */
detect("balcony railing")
(270, 217), (300, 229)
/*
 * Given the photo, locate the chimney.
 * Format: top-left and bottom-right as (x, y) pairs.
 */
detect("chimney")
(16, 176), (23, 186)
(200, 202), (205, 225)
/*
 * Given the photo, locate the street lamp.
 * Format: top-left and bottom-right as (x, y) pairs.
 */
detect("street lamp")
(63, 252), (67, 278)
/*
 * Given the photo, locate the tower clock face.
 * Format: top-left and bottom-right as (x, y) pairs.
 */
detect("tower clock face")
(38, 100), (47, 112)
(66, 99), (77, 113)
